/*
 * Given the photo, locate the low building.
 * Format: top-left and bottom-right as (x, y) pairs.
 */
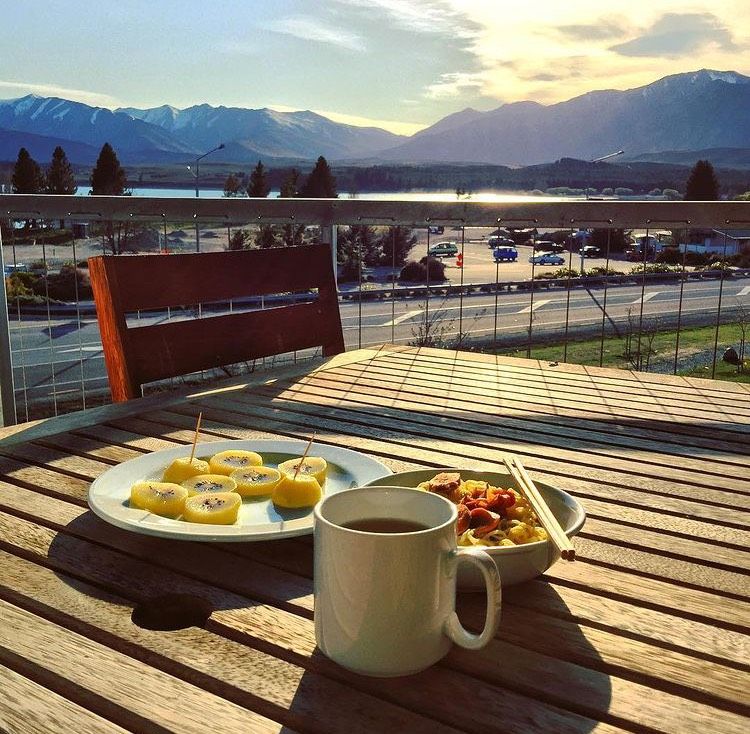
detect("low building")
(679, 229), (750, 256)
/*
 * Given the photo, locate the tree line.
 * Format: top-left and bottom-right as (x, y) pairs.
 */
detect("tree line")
(11, 142), (128, 197)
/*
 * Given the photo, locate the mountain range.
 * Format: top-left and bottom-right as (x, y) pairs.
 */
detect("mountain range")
(0, 69), (748, 168)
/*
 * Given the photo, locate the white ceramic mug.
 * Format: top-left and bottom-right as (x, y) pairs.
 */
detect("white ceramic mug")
(313, 486), (501, 677)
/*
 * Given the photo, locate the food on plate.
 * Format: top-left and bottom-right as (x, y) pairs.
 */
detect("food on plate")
(183, 492), (242, 524)
(181, 474), (238, 496)
(230, 466), (282, 497)
(278, 456), (328, 485)
(418, 474), (547, 547)
(208, 450), (263, 476)
(130, 481), (188, 517)
(162, 457), (210, 484)
(271, 473), (322, 509)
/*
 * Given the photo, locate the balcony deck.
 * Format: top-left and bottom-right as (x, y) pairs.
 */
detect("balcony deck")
(0, 344), (747, 733)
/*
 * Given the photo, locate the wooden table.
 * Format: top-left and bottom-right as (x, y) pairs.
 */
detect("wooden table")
(0, 344), (747, 734)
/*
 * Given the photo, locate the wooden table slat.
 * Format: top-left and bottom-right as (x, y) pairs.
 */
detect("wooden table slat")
(0, 344), (747, 734)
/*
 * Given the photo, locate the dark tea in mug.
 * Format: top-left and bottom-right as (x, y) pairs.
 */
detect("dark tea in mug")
(341, 518), (430, 533)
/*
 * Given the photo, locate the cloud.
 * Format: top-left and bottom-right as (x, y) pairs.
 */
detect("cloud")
(556, 18), (628, 41)
(0, 80), (119, 108)
(424, 71), (485, 99)
(334, 0), (478, 38)
(262, 15), (364, 52)
(611, 12), (738, 58)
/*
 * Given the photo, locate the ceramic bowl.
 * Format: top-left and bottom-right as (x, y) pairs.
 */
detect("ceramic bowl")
(366, 468), (586, 588)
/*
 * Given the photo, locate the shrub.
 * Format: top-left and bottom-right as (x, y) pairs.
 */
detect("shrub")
(419, 256), (447, 281)
(535, 268), (580, 280)
(656, 248), (683, 265)
(399, 257), (447, 283)
(34, 264), (92, 301)
(585, 266), (619, 276)
(399, 260), (427, 282)
(629, 263), (679, 274)
(601, 188), (614, 196)
(614, 187), (634, 196)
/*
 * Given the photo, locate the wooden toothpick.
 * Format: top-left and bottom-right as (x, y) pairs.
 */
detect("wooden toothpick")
(188, 412), (203, 464)
(293, 433), (316, 480)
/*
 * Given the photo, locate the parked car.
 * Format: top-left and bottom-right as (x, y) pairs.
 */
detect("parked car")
(580, 245), (601, 258)
(625, 246), (655, 261)
(3, 263), (29, 276)
(529, 252), (565, 266)
(428, 225), (444, 235)
(493, 246), (518, 262)
(427, 241), (458, 258)
(488, 235), (515, 249)
(533, 240), (564, 253)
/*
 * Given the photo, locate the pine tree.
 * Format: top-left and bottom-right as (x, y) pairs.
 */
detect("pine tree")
(299, 156), (337, 198)
(279, 169), (304, 246)
(223, 173), (243, 197)
(255, 225), (278, 249)
(380, 226), (416, 266)
(279, 168), (300, 198)
(684, 160), (720, 201)
(12, 148), (45, 193)
(46, 146), (77, 194)
(90, 143), (128, 253)
(247, 160), (270, 198)
(90, 143), (127, 195)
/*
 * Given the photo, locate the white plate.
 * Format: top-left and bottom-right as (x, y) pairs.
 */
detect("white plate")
(87, 439), (391, 542)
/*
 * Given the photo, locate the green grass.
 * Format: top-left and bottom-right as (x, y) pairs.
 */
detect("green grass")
(497, 323), (750, 383)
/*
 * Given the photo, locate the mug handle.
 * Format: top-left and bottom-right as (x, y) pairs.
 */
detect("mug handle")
(443, 548), (502, 650)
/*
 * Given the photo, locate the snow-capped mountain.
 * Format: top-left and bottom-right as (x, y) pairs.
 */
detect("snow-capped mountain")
(0, 95), (192, 155)
(118, 104), (405, 160)
(381, 69), (750, 165)
(1, 69), (748, 167)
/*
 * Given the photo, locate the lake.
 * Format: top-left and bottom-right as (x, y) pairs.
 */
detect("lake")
(75, 186), (565, 202)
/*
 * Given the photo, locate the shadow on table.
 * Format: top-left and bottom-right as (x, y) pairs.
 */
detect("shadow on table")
(49, 511), (314, 628)
(284, 581), (611, 733)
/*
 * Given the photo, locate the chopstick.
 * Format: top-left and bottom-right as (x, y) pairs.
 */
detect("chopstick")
(503, 454), (575, 561)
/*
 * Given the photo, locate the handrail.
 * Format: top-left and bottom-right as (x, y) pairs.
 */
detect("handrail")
(2, 194), (749, 228)
(2, 193), (749, 426)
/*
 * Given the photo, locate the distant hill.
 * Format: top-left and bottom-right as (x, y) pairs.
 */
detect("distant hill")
(380, 70), (750, 165)
(625, 147), (750, 170)
(0, 127), (100, 165)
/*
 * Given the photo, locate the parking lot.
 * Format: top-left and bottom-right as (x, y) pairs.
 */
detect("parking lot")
(411, 229), (634, 285)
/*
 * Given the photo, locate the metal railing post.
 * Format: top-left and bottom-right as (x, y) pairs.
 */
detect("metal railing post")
(320, 224), (337, 290)
(0, 225), (17, 425)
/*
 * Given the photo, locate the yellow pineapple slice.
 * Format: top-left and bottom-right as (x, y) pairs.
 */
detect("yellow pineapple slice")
(130, 481), (188, 517)
(278, 456), (328, 485)
(230, 466), (282, 497)
(182, 492), (242, 525)
(208, 450), (263, 476)
(271, 473), (322, 509)
(182, 474), (238, 496)
(162, 457), (210, 484)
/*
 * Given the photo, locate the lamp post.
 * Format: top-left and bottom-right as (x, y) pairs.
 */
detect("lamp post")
(582, 150), (624, 273)
(188, 143), (224, 251)
(586, 150), (624, 199)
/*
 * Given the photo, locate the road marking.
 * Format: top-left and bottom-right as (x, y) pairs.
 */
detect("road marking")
(381, 309), (424, 327)
(56, 346), (103, 354)
(738, 286), (750, 296)
(631, 292), (659, 304)
(517, 299), (551, 314)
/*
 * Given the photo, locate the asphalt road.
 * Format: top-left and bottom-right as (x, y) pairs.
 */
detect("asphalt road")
(9, 277), (750, 408)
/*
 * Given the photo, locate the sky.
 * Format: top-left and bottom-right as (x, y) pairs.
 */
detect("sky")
(2, 1), (749, 135)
